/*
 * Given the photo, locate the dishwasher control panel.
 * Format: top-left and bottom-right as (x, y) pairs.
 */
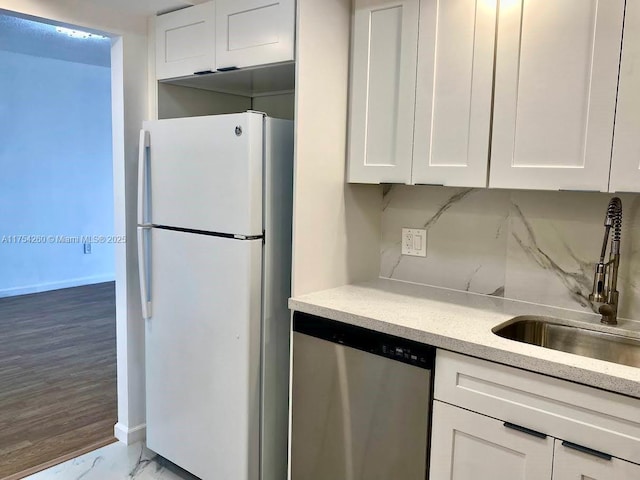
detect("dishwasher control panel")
(382, 344), (431, 367)
(293, 311), (435, 370)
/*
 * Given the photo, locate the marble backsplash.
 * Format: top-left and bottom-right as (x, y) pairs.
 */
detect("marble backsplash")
(380, 186), (640, 321)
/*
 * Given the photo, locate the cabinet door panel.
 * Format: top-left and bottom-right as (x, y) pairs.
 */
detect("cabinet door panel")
(215, 0), (295, 69)
(155, 2), (216, 80)
(552, 440), (640, 480)
(430, 401), (554, 480)
(412, 0), (496, 187)
(610, 0), (640, 193)
(347, 0), (419, 184)
(490, 0), (624, 191)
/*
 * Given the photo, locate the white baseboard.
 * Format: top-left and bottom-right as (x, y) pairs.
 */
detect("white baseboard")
(114, 422), (146, 445)
(0, 275), (115, 298)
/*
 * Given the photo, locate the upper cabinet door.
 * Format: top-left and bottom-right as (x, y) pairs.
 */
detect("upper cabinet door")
(552, 440), (640, 480)
(347, 0), (420, 184)
(609, 1), (640, 193)
(412, 0), (496, 187)
(215, 0), (295, 70)
(155, 2), (216, 80)
(489, 0), (625, 191)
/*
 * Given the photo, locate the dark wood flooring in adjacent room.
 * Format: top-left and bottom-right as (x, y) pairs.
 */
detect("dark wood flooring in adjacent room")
(0, 282), (117, 479)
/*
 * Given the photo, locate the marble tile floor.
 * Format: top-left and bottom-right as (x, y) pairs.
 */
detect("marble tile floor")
(24, 442), (199, 480)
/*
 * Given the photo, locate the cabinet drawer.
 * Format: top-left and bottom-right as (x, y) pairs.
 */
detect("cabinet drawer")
(434, 350), (640, 464)
(553, 439), (640, 479)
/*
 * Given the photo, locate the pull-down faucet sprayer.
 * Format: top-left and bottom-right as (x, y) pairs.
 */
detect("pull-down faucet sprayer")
(589, 197), (623, 325)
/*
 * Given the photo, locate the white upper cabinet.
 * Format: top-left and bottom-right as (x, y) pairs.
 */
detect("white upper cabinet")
(347, 0), (633, 190)
(609, 0), (640, 193)
(347, 0), (420, 184)
(552, 440), (640, 480)
(215, 0), (295, 69)
(155, 0), (295, 80)
(412, 0), (496, 187)
(489, 0), (625, 191)
(156, 2), (216, 80)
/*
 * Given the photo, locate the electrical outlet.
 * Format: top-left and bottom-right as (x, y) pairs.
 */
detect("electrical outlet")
(401, 228), (427, 257)
(83, 242), (92, 254)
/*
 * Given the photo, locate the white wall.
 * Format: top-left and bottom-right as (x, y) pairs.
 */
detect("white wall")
(157, 83), (252, 119)
(0, 0), (148, 443)
(253, 93), (295, 120)
(0, 50), (114, 297)
(291, 0), (381, 297)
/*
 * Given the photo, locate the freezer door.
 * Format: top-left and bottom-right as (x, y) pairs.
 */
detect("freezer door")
(145, 227), (262, 480)
(142, 112), (264, 236)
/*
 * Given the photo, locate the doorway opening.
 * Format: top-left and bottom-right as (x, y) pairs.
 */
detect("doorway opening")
(0, 12), (117, 479)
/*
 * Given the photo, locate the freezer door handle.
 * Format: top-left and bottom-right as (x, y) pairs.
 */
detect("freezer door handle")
(138, 130), (150, 225)
(137, 226), (152, 319)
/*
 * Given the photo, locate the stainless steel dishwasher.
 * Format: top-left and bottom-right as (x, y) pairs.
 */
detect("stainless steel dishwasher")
(291, 312), (435, 480)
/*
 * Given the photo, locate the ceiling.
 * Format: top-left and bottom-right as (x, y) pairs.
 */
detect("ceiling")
(78, 0), (206, 17)
(0, 13), (111, 67)
(0, 1), (212, 67)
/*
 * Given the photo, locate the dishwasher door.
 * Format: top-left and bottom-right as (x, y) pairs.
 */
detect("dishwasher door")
(291, 312), (435, 480)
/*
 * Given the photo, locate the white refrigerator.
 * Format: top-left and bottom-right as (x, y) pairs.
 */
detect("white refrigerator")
(137, 112), (293, 480)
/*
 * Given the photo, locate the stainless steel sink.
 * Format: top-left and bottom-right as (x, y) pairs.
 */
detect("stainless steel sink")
(493, 317), (640, 368)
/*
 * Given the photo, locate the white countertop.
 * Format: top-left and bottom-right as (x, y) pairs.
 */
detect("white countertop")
(289, 278), (640, 399)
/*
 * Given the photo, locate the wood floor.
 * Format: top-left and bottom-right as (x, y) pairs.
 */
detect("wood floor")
(0, 282), (117, 479)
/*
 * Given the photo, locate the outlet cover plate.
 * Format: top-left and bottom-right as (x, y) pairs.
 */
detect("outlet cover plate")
(402, 228), (427, 257)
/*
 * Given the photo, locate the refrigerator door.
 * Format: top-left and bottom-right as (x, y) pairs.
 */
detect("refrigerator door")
(142, 112), (264, 236)
(145, 227), (262, 480)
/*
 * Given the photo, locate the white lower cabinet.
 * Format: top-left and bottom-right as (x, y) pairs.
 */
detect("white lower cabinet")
(430, 401), (554, 480)
(430, 402), (640, 480)
(431, 350), (640, 480)
(552, 440), (640, 480)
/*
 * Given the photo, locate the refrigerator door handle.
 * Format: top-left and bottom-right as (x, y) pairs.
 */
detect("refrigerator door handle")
(138, 130), (151, 226)
(137, 226), (152, 319)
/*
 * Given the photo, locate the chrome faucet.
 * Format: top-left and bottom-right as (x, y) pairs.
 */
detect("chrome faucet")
(589, 197), (623, 325)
